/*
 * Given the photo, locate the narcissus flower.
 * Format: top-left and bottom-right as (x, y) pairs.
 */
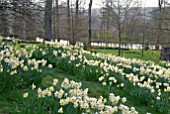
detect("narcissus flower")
(53, 79), (59, 86)
(23, 92), (28, 98)
(31, 83), (36, 90)
(58, 107), (63, 113)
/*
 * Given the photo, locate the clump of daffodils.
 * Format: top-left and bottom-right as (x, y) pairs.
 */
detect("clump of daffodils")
(23, 78), (138, 114)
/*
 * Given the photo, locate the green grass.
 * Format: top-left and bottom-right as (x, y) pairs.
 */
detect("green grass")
(0, 66), (162, 114)
(93, 48), (160, 64)
(0, 41), (166, 114)
(42, 68), (161, 114)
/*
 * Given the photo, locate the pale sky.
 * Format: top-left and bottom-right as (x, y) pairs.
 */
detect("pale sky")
(141, 0), (158, 7)
(60, 0), (168, 8)
(91, 0), (158, 8)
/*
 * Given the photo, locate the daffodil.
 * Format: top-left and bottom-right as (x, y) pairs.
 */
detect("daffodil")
(58, 107), (63, 113)
(31, 83), (36, 90)
(23, 92), (28, 98)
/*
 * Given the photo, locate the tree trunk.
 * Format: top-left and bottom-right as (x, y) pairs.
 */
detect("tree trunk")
(45, 0), (52, 40)
(67, 0), (72, 44)
(99, 21), (103, 41)
(74, 0), (79, 45)
(118, 1), (121, 56)
(142, 8), (146, 57)
(71, 4), (75, 45)
(56, 0), (60, 42)
(156, 0), (163, 50)
(141, 31), (145, 57)
(0, 10), (9, 37)
(88, 0), (93, 48)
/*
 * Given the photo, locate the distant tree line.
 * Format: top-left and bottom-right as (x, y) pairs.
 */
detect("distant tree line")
(0, 0), (170, 60)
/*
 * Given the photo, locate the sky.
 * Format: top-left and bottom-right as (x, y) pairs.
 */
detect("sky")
(59, 0), (164, 8)
(90, 0), (158, 8)
(141, 0), (158, 7)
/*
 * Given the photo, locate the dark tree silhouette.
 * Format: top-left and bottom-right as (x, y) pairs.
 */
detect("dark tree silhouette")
(45, 0), (52, 40)
(88, 0), (93, 48)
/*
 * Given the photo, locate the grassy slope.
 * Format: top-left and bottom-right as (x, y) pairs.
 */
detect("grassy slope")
(0, 67), (161, 114)
(0, 42), (162, 114)
(40, 68), (162, 114)
(93, 48), (160, 64)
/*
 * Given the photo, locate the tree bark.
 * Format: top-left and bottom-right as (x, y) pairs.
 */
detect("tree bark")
(67, 0), (72, 44)
(56, 0), (60, 42)
(74, 0), (79, 45)
(71, 4), (75, 45)
(118, 0), (122, 56)
(142, 8), (146, 57)
(88, 0), (93, 48)
(45, 0), (52, 40)
(156, 0), (163, 50)
(0, 12), (9, 37)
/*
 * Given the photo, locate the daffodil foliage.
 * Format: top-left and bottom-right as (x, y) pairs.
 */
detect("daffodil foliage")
(0, 37), (170, 113)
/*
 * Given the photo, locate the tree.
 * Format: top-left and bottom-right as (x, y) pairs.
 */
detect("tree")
(67, 0), (72, 44)
(117, 0), (122, 56)
(147, 0), (170, 60)
(45, 0), (52, 40)
(155, 0), (163, 50)
(99, 0), (113, 44)
(141, 7), (146, 57)
(0, 0), (39, 37)
(55, 0), (60, 42)
(88, 0), (93, 48)
(74, 0), (79, 45)
(0, 8), (9, 36)
(157, 0), (170, 61)
(103, 0), (141, 56)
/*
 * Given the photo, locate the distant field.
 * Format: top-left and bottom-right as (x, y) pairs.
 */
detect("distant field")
(92, 48), (161, 64)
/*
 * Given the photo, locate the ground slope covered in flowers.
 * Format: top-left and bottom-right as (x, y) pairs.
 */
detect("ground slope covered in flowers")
(0, 38), (170, 114)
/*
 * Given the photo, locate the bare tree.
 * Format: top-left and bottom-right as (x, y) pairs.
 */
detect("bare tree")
(104, 0), (141, 56)
(117, 0), (122, 56)
(0, 9), (9, 36)
(88, 0), (93, 48)
(67, 0), (72, 44)
(155, 0), (163, 50)
(56, 0), (60, 42)
(141, 6), (146, 57)
(45, 0), (52, 40)
(74, 0), (79, 45)
(0, 0), (43, 37)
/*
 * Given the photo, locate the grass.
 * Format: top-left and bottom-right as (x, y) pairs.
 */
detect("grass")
(41, 68), (161, 114)
(0, 66), (162, 114)
(92, 48), (160, 64)
(0, 41), (167, 114)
